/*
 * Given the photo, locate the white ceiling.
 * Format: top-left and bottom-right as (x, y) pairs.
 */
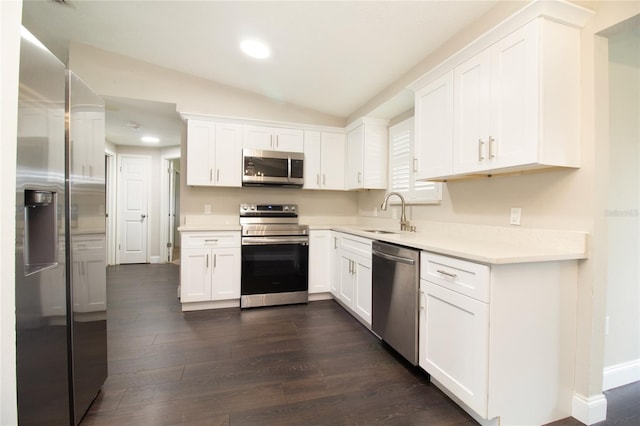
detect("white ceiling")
(22, 0), (503, 147)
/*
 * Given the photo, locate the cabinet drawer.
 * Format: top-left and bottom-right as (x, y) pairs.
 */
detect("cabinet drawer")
(420, 252), (490, 303)
(339, 233), (372, 257)
(182, 232), (240, 249)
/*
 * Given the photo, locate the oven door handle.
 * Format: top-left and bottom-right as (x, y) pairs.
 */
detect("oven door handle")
(242, 236), (309, 246)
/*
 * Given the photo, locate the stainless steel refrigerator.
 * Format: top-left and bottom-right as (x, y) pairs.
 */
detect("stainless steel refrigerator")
(15, 27), (107, 425)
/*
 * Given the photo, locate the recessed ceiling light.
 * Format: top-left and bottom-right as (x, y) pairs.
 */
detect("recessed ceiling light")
(141, 136), (160, 144)
(240, 39), (270, 59)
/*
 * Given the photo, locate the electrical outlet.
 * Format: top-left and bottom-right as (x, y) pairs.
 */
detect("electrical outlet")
(204, 204), (212, 214)
(510, 207), (521, 226)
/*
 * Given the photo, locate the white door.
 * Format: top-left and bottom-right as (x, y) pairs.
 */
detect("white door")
(118, 155), (150, 264)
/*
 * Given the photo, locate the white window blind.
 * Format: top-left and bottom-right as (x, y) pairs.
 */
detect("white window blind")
(388, 117), (442, 204)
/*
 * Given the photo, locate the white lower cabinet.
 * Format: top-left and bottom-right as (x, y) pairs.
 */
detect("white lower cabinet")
(419, 251), (579, 425)
(333, 232), (372, 326)
(309, 230), (331, 295)
(180, 231), (240, 309)
(420, 279), (489, 417)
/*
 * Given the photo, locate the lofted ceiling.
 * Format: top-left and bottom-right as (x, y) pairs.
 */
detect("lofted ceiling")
(22, 0), (503, 147)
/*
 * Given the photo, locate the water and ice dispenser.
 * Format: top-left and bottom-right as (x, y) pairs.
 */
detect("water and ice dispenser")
(23, 189), (58, 275)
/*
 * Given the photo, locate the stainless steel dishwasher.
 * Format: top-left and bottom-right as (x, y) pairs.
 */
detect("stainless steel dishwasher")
(372, 240), (420, 365)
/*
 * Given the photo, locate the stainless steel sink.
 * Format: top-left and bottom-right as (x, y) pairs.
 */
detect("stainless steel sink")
(363, 229), (398, 234)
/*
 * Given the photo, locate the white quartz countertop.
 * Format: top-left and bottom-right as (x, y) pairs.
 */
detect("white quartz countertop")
(330, 224), (588, 265)
(177, 216), (588, 265)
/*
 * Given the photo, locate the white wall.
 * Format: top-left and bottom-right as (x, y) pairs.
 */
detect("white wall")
(605, 25), (640, 374)
(0, 1), (21, 424)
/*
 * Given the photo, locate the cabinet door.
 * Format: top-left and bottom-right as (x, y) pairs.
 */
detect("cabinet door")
(243, 125), (274, 150)
(414, 72), (454, 180)
(353, 256), (372, 325)
(274, 128), (304, 152)
(339, 255), (355, 306)
(320, 132), (346, 190)
(453, 50), (492, 175)
(211, 248), (240, 300)
(309, 230), (331, 293)
(361, 123), (388, 189)
(345, 125), (364, 189)
(489, 21), (539, 169)
(303, 131), (322, 189)
(421, 280), (489, 417)
(187, 120), (215, 185)
(181, 248), (212, 302)
(214, 123), (242, 187)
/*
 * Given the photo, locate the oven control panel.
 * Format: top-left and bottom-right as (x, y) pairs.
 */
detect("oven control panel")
(240, 204), (298, 216)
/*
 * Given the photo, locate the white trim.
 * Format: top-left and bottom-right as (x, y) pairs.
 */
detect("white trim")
(571, 393), (607, 425)
(180, 112), (345, 134)
(308, 292), (333, 301)
(105, 148), (117, 265)
(603, 359), (640, 391)
(181, 299), (240, 311)
(149, 256), (162, 264)
(159, 147), (180, 264)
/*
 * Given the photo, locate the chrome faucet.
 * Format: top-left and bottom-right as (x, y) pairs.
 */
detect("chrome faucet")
(380, 192), (413, 231)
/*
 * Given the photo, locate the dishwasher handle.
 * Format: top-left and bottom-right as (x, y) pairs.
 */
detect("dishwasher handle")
(372, 249), (416, 265)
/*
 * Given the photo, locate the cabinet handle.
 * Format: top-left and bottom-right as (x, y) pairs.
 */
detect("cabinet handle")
(317, 174), (320, 185)
(334, 237), (338, 249)
(322, 174), (326, 185)
(204, 239), (218, 244)
(275, 135), (279, 148)
(216, 169), (220, 182)
(420, 290), (426, 311)
(210, 169), (213, 182)
(436, 269), (457, 279)
(206, 254), (209, 268)
(478, 139), (485, 161)
(214, 253), (217, 268)
(413, 158), (418, 173)
(89, 165), (93, 177)
(489, 136), (496, 159)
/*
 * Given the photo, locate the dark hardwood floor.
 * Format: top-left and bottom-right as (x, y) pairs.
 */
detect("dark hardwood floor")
(82, 264), (639, 425)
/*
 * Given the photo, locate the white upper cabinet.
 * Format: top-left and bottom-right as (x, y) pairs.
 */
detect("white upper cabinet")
(414, 72), (454, 180)
(345, 118), (388, 190)
(186, 119), (242, 187)
(242, 124), (304, 152)
(304, 130), (345, 190)
(412, 9), (587, 181)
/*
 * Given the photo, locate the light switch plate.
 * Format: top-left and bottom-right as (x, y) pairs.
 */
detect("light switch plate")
(510, 207), (521, 226)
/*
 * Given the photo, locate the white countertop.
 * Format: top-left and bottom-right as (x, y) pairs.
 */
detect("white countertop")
(178, 215), (588, 265)
(331, 223), (588, 265)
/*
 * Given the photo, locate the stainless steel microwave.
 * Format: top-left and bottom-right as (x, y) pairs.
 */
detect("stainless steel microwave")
(242, 149), (304, 187)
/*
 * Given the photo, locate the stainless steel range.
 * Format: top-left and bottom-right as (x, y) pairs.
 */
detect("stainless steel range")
(240, 204), (309, 308)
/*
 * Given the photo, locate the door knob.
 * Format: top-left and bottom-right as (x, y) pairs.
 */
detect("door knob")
(141, 214), (147, 219)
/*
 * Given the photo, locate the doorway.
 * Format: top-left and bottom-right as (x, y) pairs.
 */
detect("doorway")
(160, 148), (181, 264)
(117, 154), (151, 264)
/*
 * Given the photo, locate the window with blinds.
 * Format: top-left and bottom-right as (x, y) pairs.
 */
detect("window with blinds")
(388, 117), (442, 203)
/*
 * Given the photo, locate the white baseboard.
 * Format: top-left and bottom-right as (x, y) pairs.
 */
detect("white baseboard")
(150, 256), (161, 264)
(603, 359), (640, 390)
(572, 393), (607, 425)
